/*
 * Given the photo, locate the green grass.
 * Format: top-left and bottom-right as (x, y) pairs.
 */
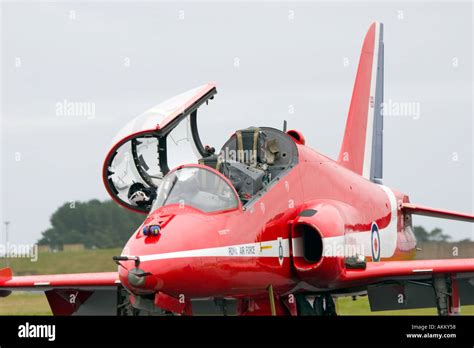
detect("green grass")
(1, 248), (473, 315)
(1, 293), (473, 316)
(336, 296), (474, 316)
(2, 248), (121, 275)
(0, 292), (52, 315)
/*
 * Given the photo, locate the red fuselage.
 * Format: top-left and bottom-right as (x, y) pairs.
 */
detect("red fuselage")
(118, 140), (416, 300)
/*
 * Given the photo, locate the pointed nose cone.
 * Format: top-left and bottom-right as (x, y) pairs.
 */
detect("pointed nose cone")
(123, 267), (163, 294)
(118, 206), (230, 297)
(127, 268), (148, 287)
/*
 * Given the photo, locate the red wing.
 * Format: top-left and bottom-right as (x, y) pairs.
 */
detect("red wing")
(0, 268), (119, 289)
(402, 202), (474, 222)
(344, 258), (474, 282)
(0, 268), (121, 315)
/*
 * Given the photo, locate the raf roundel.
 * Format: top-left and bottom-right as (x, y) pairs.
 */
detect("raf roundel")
(278, 237), (284, 266)
(371, 222), (381, 262)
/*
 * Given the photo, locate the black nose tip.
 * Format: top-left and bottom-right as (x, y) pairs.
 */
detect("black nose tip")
(127, 268), (149, 287)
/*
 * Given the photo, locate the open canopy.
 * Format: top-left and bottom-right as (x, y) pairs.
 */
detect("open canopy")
(102, 84), (217, 214)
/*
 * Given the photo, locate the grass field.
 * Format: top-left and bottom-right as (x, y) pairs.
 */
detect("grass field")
(4, 248), (122, 275)
(1, 249), (473, 315)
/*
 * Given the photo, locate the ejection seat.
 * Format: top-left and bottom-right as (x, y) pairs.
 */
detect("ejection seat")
(199, 127), (290, 204)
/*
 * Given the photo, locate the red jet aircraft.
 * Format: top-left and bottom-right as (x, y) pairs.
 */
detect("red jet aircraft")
(1, 22), (473, 316)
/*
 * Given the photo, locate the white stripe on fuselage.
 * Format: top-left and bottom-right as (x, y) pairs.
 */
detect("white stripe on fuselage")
(131, 238), (291, 262)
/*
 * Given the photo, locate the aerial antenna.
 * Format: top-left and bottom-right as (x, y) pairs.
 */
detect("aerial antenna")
(283, 120), (287, 132)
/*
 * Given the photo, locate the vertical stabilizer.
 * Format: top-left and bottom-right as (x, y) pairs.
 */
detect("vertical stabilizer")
(337, 22), (384, 182)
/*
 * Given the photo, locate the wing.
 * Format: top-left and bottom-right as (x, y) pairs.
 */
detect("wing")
(0, 268), (124, 316)
(344, 259), (474, 315)
(342, 203), (473, 315)
(401, 202), (474, 222)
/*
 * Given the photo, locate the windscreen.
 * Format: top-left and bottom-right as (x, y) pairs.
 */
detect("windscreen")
(152, 166), (239, 213)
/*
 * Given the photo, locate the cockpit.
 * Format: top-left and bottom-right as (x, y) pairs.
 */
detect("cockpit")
(103, 84), (299, 214)
(199, 126), (298, 204)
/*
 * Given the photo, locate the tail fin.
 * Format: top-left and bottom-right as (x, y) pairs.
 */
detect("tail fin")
(338, 22), (384, 182)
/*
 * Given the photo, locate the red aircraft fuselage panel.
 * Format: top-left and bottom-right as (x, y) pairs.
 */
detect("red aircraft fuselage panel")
(118, 140), (413, 299)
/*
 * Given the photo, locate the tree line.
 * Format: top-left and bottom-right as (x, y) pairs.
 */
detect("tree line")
(38, 200), (144, 249)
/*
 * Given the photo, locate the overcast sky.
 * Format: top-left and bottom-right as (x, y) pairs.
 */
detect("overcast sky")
(1, 1), (472, 245)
